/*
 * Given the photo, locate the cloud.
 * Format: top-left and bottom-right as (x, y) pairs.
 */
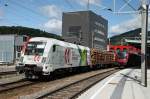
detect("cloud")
(40, 5), (62, 18)
(109, 14), (150, 37)
(40, 5), (62, 35)
(0, 8), (4, 19)
(109, 15), (142, 36)
(76, 0), (101, 6)
(43, 19), (62, 35)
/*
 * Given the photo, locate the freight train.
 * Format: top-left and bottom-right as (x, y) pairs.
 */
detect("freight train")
(16, 37), (139, 79)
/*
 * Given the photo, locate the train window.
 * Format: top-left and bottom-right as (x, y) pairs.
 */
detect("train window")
(116, 48), (120, 53)
(123, 48), (127, 52)
(53, 45), (56, 52)
(25, 42), (46, 56)
(117, 52), (127, 59)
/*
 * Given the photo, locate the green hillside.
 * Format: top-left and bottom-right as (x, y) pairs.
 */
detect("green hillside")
(0, 26), (63, 40)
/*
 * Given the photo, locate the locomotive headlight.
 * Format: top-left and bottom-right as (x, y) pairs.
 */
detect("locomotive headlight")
(42, 57), (47, 63)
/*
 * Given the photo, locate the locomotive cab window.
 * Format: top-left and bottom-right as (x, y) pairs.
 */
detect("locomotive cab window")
(117, 52), (127, 59)
(25, 42), (46, 56)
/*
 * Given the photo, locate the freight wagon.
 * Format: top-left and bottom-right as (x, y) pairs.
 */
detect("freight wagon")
(90, 48), (115, 67)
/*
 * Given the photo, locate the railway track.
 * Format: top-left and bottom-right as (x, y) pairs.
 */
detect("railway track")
(0, 79), (37, 93)
(0, 68), (119, 99)
(36, 68), (119, 99)
(0, 71), (16, 75)
(0, 71), (17, 79)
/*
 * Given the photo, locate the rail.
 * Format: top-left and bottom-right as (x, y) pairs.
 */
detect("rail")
(19, 68), (119, 99)
(0, 79), (37, 93)
(38, 68), (119, 99)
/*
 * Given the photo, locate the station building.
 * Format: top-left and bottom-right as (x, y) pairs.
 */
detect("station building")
(62, 10), (108, 50)
(0, 35), (28, 64)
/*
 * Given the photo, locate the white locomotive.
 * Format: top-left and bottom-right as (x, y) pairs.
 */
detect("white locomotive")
(16, 37), (91, 78)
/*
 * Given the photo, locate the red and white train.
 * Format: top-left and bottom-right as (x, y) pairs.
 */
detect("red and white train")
(109, 45), (141, 67)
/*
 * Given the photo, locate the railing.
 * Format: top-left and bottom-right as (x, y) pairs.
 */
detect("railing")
(123, 36), (150, 40)
(124, 36), (150, 44)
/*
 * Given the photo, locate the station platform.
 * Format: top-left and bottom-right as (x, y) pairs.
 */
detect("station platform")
(78, 68), (150, 99)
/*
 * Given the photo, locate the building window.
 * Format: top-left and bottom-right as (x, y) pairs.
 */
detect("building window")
(23, 36), (27, 42)
(69, 26), (81, 33)
(16, 46), (22, 52)
(97, 30), (105, 35)
(94, 44), (103, 49)
(95, 30), (105, 35)
(67, 26), (82, 38)
(94, 37), (105, 42)
(95, 22), (105, 28)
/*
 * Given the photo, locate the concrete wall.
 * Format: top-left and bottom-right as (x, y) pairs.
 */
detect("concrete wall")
(0, 35), (24, 64)
(62, 10), (108, 50)
(89, 11), (108, 49)
(0, 35), (15, 64)
(62, 11), (90, 47)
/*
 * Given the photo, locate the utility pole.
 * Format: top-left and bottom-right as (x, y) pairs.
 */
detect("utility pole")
(87, 0), (89, 10)
(141, 0), (149, 87)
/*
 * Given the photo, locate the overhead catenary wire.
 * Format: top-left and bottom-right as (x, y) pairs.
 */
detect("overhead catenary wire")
(64, 0), (76, 10)
(1, 1), (50, 32)
(122, 0), (137, 11)
(3, 3), (41, 25)
(87, 0), (90, 10)
(8, 0), (49, 20)
(2, 2), (49, 29)
(112, 0), (142, 14)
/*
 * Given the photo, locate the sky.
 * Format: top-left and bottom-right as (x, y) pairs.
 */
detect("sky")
(0, 0), (148, 37)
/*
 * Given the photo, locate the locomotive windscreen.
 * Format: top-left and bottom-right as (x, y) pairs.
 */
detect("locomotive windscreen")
(117, 52), (127, 59)
(25, 42), (46, 56)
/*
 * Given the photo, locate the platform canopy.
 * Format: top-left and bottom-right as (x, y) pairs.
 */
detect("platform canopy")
(124, 36), (150, 46)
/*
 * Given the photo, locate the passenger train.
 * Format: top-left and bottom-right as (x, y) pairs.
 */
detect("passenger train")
(109, 45), (141, 67)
